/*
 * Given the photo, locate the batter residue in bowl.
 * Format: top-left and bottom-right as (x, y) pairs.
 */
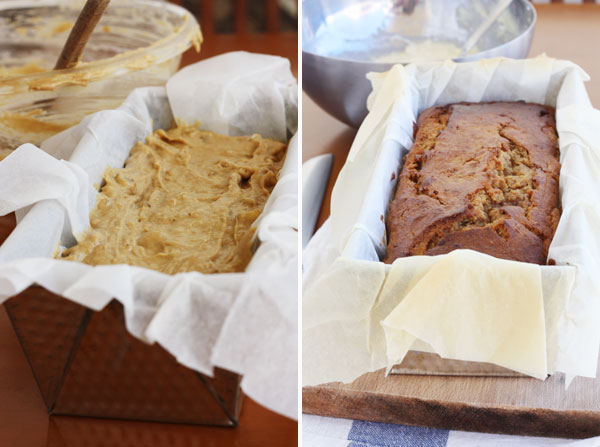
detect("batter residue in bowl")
(0, 109), (70, 158)
(0, 62), (47, 78)
(61, 124), (287, 275)
(371, 40), (461, 63)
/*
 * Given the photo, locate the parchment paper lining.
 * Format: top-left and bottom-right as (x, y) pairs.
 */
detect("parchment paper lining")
(303, 56), (600, 387)
(0, 52), (298, 420)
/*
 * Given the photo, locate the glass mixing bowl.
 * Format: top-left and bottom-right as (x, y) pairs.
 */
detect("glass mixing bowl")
(0, 0), (201, 153)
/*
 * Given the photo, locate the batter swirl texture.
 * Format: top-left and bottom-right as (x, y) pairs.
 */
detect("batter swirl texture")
(61, 125), (287, 274)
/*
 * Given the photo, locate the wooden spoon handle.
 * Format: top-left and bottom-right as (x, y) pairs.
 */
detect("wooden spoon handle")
(54, 0), (111, 70)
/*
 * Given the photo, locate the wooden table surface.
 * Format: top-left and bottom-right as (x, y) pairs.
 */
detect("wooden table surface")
(0, 32), (298, 447)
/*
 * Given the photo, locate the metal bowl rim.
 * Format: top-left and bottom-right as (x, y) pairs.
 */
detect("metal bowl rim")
(302, 0), (537, 65)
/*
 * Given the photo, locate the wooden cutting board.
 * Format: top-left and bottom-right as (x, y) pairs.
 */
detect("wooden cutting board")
(391, 351), (526, 377)
(303, 352), (600, 439)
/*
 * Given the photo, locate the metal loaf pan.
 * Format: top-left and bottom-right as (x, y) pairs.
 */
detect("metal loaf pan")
(4, 285), (243, 426)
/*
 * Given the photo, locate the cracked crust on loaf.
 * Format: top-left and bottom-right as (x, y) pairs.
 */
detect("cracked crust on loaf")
(384, 102), (561, 265)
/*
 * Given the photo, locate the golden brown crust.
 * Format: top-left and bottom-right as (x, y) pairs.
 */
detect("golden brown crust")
(385, 102), (561, 265)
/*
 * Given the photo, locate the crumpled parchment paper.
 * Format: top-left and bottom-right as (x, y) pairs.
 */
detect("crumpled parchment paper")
(0, 51), (299, 419)
(303, 55), (600, 387)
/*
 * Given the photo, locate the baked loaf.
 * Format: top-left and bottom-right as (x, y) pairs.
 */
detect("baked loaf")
(384, 102), (561, 265)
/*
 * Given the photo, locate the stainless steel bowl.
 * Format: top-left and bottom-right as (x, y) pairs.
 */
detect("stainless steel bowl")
(0, 0), (201, 151)
(303, 0), (536, 127)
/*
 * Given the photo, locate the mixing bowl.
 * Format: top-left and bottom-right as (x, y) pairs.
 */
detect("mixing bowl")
(0, 0), (201, 153)
(303, 0), (536, 127)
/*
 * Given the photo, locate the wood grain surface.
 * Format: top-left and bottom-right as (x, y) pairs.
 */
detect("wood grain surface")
(303, 361), (600, 438)
(391, 351), (526, 377)
(54, 0), (111, 70)
(302, 4), (600, 438)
